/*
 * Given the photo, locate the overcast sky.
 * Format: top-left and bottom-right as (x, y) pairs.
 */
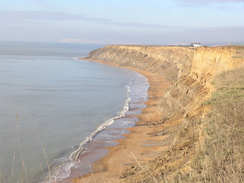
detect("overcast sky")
(0, 0), (243, 44)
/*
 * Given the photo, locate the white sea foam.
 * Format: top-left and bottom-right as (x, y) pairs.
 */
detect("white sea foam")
(70, 82), (131, 159)
(73, 57), (80, 60)
(42, 161), (75, 183)
(51, 82), (133, 182)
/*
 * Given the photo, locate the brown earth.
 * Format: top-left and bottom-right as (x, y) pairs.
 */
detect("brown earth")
(71, 45), (244, 182)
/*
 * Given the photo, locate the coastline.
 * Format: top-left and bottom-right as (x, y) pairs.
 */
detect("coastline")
(71, 58), (170, 182)
(62, 46), (244, 182)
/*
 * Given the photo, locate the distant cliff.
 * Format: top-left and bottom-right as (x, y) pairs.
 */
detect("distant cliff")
(85, 45), (244, 181)
(87, 45), (194, 81)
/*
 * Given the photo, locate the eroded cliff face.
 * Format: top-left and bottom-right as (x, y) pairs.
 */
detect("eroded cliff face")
(162, 46), (244, 115)
(87, 45), (194, 81)
(86, 45), (244, 181)
(148, 46), (244, 181)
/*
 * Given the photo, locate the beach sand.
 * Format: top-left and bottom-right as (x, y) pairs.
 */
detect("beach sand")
(63, 58), (171, 182)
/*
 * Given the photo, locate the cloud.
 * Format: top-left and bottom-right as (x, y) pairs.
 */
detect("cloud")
(0, 10), (181, 29)
(180, 26), (244, 44)
(0, 10), (108, 22)
(174, 0), (244, 7)
(59, 38), (138, 45)
(60, 39), (104, 44)
(175, 0), (244, 3)
(60, 26), (244, 45)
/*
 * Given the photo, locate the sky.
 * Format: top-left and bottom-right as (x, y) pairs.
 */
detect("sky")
(0, 0), (243, 45)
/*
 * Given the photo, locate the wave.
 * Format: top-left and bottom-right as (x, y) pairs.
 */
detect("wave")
(70, 82), (132, 160)
(73, 57), (80, 60)
(48, 82), (133, 182)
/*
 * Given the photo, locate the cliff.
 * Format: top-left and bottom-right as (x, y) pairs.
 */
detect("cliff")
(87, 45), (243, 122)
(87, 45), (194, 81)
(85, 45), (244, 182)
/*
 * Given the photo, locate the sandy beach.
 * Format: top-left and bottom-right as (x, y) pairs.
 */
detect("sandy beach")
(65, 58), (171, 182)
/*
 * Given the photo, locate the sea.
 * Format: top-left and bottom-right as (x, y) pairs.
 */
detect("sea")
(0, 41), (148, 182)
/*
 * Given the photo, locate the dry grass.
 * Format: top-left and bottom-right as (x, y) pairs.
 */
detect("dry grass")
(231, 46), (244, 58)
(16, 115), (29, 183)
(0, 120), (52, 183)
(174, 66), (244, 183)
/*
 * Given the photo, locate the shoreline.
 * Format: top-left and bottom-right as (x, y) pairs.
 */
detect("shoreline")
(57, 58), (152, 182)
(71, 58), (170, 182)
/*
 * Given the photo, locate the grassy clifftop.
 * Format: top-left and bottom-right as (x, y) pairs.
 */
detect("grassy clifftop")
(86, 45), (244, 182)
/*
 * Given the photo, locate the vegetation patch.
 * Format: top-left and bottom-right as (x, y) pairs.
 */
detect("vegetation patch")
(232, 46), (244, 58)
(175, 66), (244, 183)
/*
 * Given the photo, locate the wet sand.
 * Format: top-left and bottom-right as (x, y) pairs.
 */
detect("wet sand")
(63, 58), (170, 182)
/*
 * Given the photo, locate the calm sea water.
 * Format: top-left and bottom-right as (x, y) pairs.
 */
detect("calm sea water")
(0, 42), (148, 182)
